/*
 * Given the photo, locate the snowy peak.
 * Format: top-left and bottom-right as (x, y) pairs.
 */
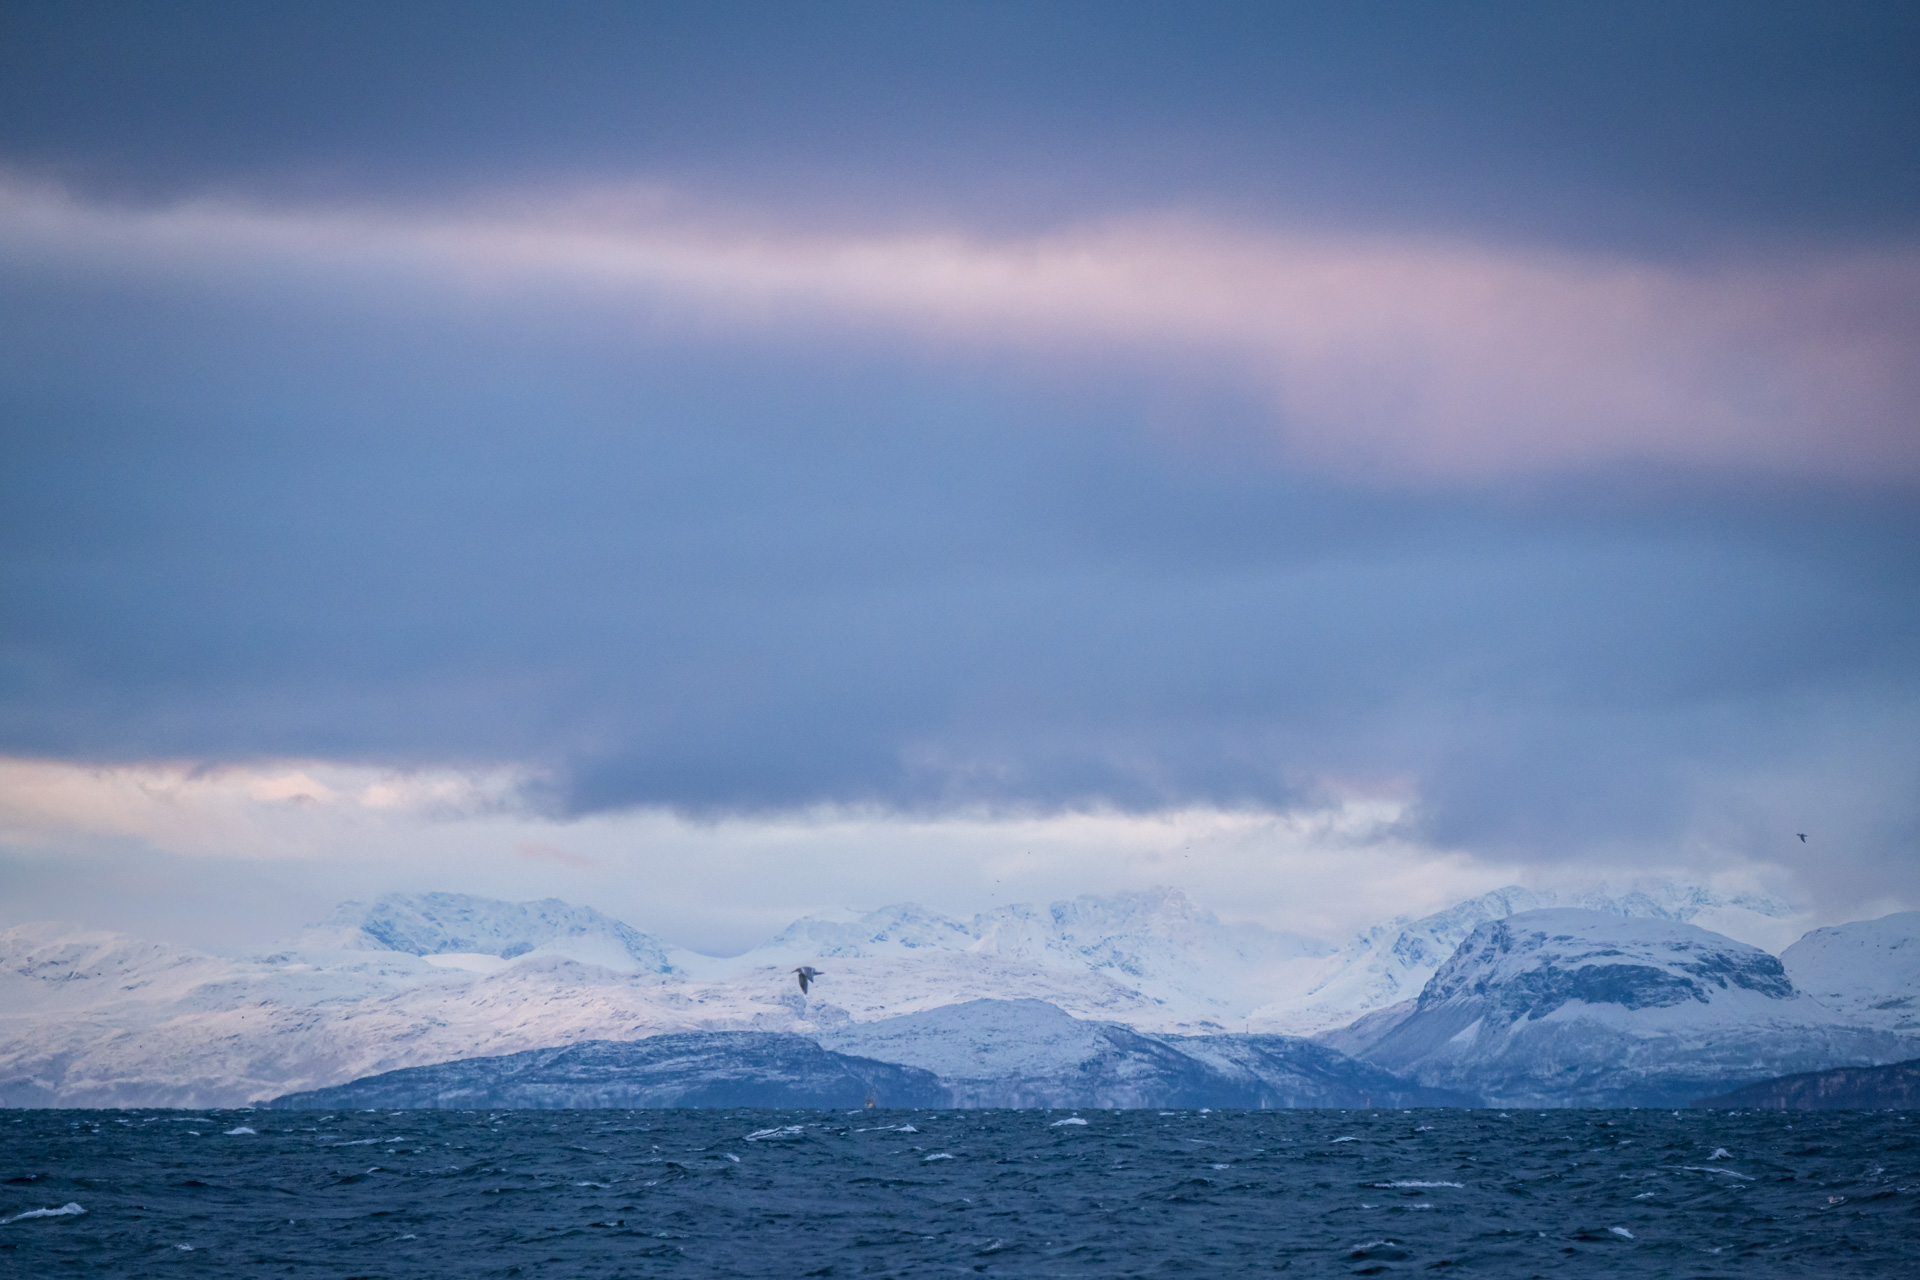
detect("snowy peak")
(1347, 909), (1908, 1108)
(730, 887), (1331, 1029)
(1781, 911), (1920, 1035)
(752, 902), (977, 960)
(0, 922), (230, 1009)
(314, 892), (679, 973)
(1417, 909), (1795, 1018)
(987, 887), (1331, 968)
(1252, 880), (1799, 1036)
(751, 887), (1325, 968)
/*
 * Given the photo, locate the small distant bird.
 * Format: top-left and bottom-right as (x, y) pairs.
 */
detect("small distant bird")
(1797, 833), (1808, 843)
(792, 965), (824, 994)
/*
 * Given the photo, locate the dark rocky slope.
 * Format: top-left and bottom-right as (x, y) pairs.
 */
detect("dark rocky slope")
(267, 1033), (946, 1109)
(1693, 1058), (1920, 1110)
(268, 999), (1459, 1110)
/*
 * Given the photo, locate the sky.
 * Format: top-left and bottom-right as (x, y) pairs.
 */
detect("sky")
(1, 1), (1917, 954)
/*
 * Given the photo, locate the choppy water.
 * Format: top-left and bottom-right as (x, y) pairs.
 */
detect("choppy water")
(3, 1107), (1916, 1277)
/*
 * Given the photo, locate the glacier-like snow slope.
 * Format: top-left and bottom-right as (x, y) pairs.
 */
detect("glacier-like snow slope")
(0, 885), (1874, 1108)
(716, 887), (1334, 1031)
(0, 920), (809, 1108)
(1780, 911), (1920, 1035)
(1251, 883), (1801, 1037)
(301, 892), (683, 974)
(819, 998), (1456, 1108)
(0, 888), (1314, 1106)
(1349, 910), (1914, 1107)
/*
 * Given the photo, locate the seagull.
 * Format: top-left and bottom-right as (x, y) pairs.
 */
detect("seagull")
(1797, 833), (1808, 842)
(792, 965), (824, 995)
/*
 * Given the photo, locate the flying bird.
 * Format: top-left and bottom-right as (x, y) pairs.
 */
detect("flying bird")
(1798, 833), (1808, 842)
(792, 965), (824, 994)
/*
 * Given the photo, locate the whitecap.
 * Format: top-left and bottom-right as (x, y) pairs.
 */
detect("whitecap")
(1211, 1163), (1231, 1170)
(0, 1203), (85, 1225)
(1609, 1227), (1633, 1239)
(1050, 1117), (1088, 1127)
(744, 1125), (805, 1142)
(1708, 1148), (1732, 1160)
(923, 1152), (954, 1162)
(225, 1126), (256, 1136)
(1374, 1181), (1462, 1189)
(1332, 1136), (1359, 1143)
(1679, 1166), (1754, 1180)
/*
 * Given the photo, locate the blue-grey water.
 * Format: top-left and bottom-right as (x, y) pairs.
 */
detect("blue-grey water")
(3, 1108), (1915, 1277)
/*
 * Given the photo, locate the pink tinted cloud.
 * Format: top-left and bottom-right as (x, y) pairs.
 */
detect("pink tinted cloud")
(3, 180), (1914, 485)
(514, 840), (595, 869)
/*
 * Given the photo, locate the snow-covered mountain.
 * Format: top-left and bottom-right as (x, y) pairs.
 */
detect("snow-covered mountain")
(722, 888), (1332, 1030)
(301, 892), (683, 974)
(1250, 882), (1801, 1037)
(0, 888), (1319, 1106)
(1693, 1056), (1920, 1110)
(819, 998), (1457, 1108)
(268, 1033), (951, 1111)
(1344, 909), (1913, 1107)
(0, 885), (1905, 1108)
(269, 999), (1458, 1111)
(1780, 911), (1920, 1035)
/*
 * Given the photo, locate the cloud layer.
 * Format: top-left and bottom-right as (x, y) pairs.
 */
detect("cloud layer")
(2, 5), (1916, 938)
(6, 180), (1917, 485)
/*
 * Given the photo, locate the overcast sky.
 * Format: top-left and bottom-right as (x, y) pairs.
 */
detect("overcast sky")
(2, 2), (1916, 953)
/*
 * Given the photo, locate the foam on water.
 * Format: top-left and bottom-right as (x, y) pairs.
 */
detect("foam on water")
(1679, 1165), (1756, 1179)
(0, 1203), (85, 1224)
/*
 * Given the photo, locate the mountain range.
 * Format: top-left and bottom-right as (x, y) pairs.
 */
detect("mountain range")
(2, 884), (1913, 1109)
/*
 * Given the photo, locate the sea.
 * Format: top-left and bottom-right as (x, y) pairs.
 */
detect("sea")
(2, 1107), (1914, 1277)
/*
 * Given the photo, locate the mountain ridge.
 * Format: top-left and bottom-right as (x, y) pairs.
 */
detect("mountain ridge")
(1349, 909), (1912, 1107)
(2, 885), (1907, 1109)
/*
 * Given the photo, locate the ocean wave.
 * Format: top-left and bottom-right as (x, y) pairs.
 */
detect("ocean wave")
(1, 1203), (85, 1224)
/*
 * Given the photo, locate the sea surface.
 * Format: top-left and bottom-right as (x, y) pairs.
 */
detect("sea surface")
(2, 1107), (1915, 1277)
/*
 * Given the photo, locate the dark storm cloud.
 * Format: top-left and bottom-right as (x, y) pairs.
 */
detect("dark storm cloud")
(1, 246), (1916, 848)
(2, 1), (1917, 248)
(0, 1), (1917, 876)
